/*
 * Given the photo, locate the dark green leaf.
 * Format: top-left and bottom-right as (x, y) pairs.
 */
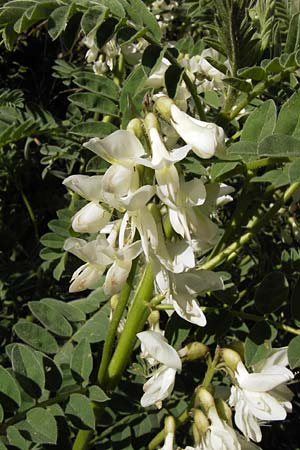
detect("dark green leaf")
(28, 301), (73, 337)
(288, 335), (300, 369)
(40, 298), (85, 322)
(80, 7), (106, 35)
(11, 344), (45, 398)
(7, 426), (29, 450)
(165, 314), (191, 350)
(26, 407), (57, 444)
(258, 134), (300, 156)
(255, 271), (289, 314)
(95, 17), (119, 49)
(210, 161), (240, 181)
(275, 92), (300, 138)
(245, 321), (277, 366)
(69, 93), (117, 115)
(73, 73), (119, 99)
(123, 0), (161, 40)
(66, 394), (95, 430)
(70, 121), (118, 137)
(165, 64), (183, 99)
(291, 274), (300, 321)
(88, 385), (110, 402)
(223, 77), (252, 92)
(251, 167), (290, 189)
(288, 159), (300, 183)
(47, 219), (70, 237)
(238, 66), (266, 81)
(263, 57), (283, 73)
(38, 354), (63, 392)
(241, 100), (277, 144)
(142, 44), (163, 70)
(0, 404), (3, 422)
(119, 65), (147, 127)
(0, 366), (21, 411)
(14, 320), (59, 354)
(285, 13), (300, 53)
(71, 339), (93, 384)
(48, 4), (75, 40)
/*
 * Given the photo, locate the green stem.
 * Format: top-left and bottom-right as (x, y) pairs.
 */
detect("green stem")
(147, 409), (189, 450)
(201, 182), (300, 271)
(20, 190), (39, 240)
(106, 262), (154, 389)
(97, 260), (138, 386)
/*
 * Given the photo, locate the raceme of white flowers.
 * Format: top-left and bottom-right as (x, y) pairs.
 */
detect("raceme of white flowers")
(63, 97), (226, 324)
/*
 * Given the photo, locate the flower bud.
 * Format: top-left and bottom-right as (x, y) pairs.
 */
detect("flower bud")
(71, 202), (111, 233)
(144, 112), (159, 133)
(221, 348), (242, 372)
(215, 398), (232, 423)
(178, 342), (209, 361)
(148, 310), (160, 330)
(164, 415), (176, 434)
(127, 118), (144, 138)
(194, 408), (210, 436)
(195, 387), (215, 412)
(155, 96), (174, 120)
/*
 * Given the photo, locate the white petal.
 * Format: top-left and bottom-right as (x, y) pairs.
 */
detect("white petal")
(243, 390), (287, 421)
(83, 130), (145, 164)
(103, 260), (132, 295)
(173, 296), (207, 327)
(69, 263), (105, 292)
(117, 240), (142, 261)
(121, 185), (155, 210)
(236, 362), (294, 392)
(182, 179), (206, 206)
(71, 202), (111, 233)
(140, 366), (177, 408)
(102, 164), (135, 197)
(63, 175), (103, 202)
(170, 104), (225, 159)
(137, 330), (182, 370)
(230, 387), (262, 443)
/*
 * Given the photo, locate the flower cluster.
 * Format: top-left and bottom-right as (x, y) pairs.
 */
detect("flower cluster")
(63, 97), (226, 324)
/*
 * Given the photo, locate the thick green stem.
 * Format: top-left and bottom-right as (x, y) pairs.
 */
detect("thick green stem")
(97, 260), (138, 386)
(106, 262), (154, 389)
(201, 182), (300, 271)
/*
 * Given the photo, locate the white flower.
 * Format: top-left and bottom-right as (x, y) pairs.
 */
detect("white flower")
(170, 104), (225, 159)
(144, 57), (171, 89)
(137, 330), (182, 408)
(229, 348), (294, 442)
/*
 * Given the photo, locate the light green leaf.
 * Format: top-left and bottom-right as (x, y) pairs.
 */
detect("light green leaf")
(120, 65), (147, 127)
(14, 320), (59, 354)
(26, 407), (57, 444)
(288, 335), (300, 369)
(255, 271), (289, 314)
(53, 254), (66, 281)
(47, 219), (70, 237)
(210, 161), (240, 181)
(7, 425), (30, 450)
(48, 3), (75, 40)
(0, 404), (3, 422)
(40, 298), (85, 322)
(69, 92), (117, 115)
(70, 121), (117, 137)
(73, 73), (119, 100)
(11, 344), (45, 398)
(275, 92), (300, 138)
(258, 134), (300, 156)
(88, 385), (110, 402)
(28, 301), (73, 337)
(251, 167), (290, 189)
(0, 366), (21, 411)
(40, 232), (65, 249)
(66, 394), (95, 430)
(123, 0), (161, 39)
(241, 100), (277, 144)
(72, 304), (110, 343)
(228, 140), (258, 155)
(71, 339), (93, 384)
(80, 7), (106, 35)
(70, 287), (109, 314)
(237, 66), (266, 81)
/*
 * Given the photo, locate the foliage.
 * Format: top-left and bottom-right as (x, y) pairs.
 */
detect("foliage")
(0, 1), (300, 450)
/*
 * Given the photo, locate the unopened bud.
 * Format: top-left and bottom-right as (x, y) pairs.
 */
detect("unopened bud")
(148, 310), (160, 330)
(155, 96), (174, 120)
(221, 348), (241, 372)
(110, 294), (119, 312)
(193, 409), (210, 434)
(164, 415), (176, 434)
(228, 340), (244, 361)
(215, 398), (232, 423)
(178, 342), (209, 361)
(195, 387), (215, 412)
(144, 112), (159, 133)
(127, 118), (143, 138)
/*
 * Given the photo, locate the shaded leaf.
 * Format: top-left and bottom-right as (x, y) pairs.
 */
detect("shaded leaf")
(291, 274), (300, 321)
(71, 339), (93, 384)
(70, 121), (117, 137)
(48, 3), (75, 40)
(245, 321), (277, 366)
(165, 64), (183, 99)
(255, 271), (289, 314)
(241, 100), (277, 144)
(73, 73), (119, 100)
(66, 394), (95, 430)
(258, 134), (300, 156)
(0, 366), (21, 411)
(11, 344), (45, 398)
(288, 159), (300, 183)
(275, 92), (300, 138)
(69, 93), (117, 115)
(40, 298), (85, 322)
(288, 335), (300, 369)
(72, 304), (110, 343)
